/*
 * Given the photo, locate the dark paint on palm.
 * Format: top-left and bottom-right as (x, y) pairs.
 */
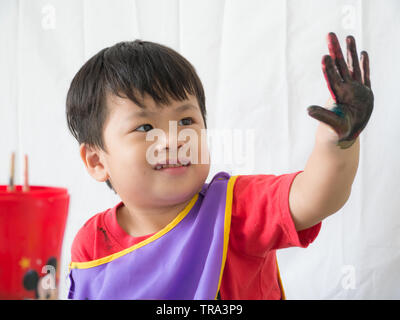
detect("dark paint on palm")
(307, 32), (374, 149)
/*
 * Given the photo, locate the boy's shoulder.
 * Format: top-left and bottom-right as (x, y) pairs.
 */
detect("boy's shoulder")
(70, 207), (111, 262)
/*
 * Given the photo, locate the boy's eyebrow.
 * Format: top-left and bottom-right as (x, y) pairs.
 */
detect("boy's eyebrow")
(128, 103), (198, 119)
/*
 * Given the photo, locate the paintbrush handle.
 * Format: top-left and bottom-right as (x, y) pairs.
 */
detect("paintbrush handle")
(23, 154), (30, 192)
(7, 152), (15, 192)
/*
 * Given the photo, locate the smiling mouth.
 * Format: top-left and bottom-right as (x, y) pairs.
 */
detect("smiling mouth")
(153, 159), (191, 170)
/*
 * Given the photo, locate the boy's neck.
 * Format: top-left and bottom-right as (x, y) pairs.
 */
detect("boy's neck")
(116, 197), (193, 238)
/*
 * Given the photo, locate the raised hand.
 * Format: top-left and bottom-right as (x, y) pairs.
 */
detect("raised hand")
(307, 32), (374, 149)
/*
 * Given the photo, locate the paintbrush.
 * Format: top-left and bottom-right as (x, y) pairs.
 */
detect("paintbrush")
(23, 154), (30, 192)
(7, 151), (15, 192)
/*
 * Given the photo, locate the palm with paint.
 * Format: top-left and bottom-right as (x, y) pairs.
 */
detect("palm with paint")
(307, 32), (374, 149)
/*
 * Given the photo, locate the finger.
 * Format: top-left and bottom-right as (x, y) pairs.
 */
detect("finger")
(307, 105), (343, 131)
(327, 32), (351, 81)
(360, 51), (371, 89)
(346, 35), (362, 81)
(322, 55), (342, 103)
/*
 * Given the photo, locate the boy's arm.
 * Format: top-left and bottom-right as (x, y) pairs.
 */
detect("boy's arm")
(288, 33), (373, 231)
(290, 123), (359, 231)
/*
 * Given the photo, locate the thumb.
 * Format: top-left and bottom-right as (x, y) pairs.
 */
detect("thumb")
(307, 105), (343, 131)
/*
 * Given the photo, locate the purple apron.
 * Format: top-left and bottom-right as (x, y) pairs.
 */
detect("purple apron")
(68, 172), (238, 300)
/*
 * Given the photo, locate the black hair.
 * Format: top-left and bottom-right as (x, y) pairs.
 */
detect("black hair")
(66, 40), (207, 193)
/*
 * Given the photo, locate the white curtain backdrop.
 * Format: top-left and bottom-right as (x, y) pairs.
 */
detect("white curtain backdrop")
(1, 0), (399, 299)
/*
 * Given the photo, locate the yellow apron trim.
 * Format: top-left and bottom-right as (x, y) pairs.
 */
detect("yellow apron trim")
(276, 257), (286, 300)
(69, 193), (199, 270)
(215, 175), (239, 300)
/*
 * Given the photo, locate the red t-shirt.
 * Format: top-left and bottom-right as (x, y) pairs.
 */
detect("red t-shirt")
(70, 171), (321, 299)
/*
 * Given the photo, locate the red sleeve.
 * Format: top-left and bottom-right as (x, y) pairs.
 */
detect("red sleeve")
(230, 170), (321, 257)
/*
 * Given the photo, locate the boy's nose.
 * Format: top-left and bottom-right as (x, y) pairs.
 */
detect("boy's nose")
(154, 132), (185, 153)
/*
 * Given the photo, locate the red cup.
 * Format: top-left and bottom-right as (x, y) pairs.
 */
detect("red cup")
(0, 185), (69, 299)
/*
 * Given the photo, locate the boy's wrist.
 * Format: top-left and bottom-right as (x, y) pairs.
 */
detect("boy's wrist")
(315, 122), (341, 147)
(313, 121), (360, 167)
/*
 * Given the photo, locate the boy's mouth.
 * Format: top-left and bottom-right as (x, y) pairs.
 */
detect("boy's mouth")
(153, 159), (191, 171)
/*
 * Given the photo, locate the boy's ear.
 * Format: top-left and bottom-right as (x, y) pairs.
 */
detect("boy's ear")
(79, 143), (110, 182)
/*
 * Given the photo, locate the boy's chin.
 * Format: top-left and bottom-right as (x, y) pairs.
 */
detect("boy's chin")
(157, 177), (207, 200)
(155, 190), (198, 207)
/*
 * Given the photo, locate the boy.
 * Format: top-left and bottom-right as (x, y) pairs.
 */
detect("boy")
(66, 32), (373, 299)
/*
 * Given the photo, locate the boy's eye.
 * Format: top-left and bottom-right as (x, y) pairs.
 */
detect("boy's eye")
(135, 124), (153, 132)
(134, 118), (193, 132)
(178, 117), (193, 126)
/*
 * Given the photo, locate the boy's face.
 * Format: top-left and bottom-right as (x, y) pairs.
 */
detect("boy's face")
(84, 92), (210, 208)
